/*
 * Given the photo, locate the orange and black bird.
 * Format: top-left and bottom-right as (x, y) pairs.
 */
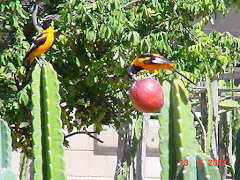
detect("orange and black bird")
(22, 17), (56, 87)
(24, 20), (55, 66)
(127, 53), (196, 85)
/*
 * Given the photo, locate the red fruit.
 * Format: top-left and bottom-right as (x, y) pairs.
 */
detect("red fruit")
(130, 78), (164, 113)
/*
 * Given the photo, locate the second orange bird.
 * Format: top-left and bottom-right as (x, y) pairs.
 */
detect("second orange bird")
(127, 53), (196, 85)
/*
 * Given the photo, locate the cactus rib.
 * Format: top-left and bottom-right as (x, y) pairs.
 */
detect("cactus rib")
(32, 63), (66, 180)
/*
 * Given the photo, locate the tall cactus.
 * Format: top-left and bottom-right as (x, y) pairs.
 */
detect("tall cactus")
(31, 62), (66, 180)
(158, 80), (220, 180)
(235, 127), (240, 180)
(0, 119), (18, 180)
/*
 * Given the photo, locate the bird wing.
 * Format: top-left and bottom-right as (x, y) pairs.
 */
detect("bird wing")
(24, 32), (48, 59)
(143, 54), (173, 64)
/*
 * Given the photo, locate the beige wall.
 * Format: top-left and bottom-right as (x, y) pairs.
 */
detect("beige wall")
(11, 120), (161, 179)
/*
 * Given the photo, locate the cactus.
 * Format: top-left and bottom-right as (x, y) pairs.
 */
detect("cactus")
(31, 62), (66, 180)
(0, 119), (18, 179)
(158, 80), (221, 179)
(235, 127), (240, 179)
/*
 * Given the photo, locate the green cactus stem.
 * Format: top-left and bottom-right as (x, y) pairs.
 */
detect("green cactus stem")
(158, 80), (220, 180)
(0, 119), (18, 179)
(235, 127), (240, 179)
(31, 63), (66, 180)
(169, 80), (200, 178)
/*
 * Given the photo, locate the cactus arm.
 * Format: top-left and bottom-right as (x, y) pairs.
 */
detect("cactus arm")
(31, 64), (42, 179)
(0, 119), (12, 169)
(32, 63), (66, 180)
(0, 119), (18, 179)
(158, 80), (200, 179)
(158, 80), (220, 179)
(235, 127), (240, 179)
(169, 80), (200, 163)
(158, 80), (171, 180)
(157, 80), (221, 179)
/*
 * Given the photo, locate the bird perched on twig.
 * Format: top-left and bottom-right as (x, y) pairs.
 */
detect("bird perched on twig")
(127, 53), (196, 85)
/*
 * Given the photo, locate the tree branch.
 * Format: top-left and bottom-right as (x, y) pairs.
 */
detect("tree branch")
(0, 29), (14, 54)
(65, 131), (104, 143)
(32, 0), (42, 31)
(120, 0), (142, 8)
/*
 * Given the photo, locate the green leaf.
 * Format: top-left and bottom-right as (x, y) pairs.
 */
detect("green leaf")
(99, 24), (107, 39)
(67, 13), (72, 23)
(75, 57), (80, 67)
(132, 31), (140, 46)
(19, 91), (29, 106)
(59, 34), (67, 44)
(86, 30), (96, 42)
(205, 0), (210, 5)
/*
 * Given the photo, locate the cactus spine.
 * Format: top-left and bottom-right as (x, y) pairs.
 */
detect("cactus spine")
(158, 80), (220, 180)
(0, 119), (18, 179)
(31, 63), (66, 180)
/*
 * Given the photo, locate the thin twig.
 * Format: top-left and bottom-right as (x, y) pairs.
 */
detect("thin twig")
(120, 0), (142, 8)
(65, 131), (104, 143)
(65, 131), (96, 138)
(14, 74), (21, 91)
(0, 29), (14, 54)
(32, 0), (42, 31)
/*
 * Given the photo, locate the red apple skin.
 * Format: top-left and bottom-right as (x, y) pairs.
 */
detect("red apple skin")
(130, 78), (164, 113)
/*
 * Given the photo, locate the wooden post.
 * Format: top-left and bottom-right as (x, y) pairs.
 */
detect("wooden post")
(211, 80), (219, 159)
(200, 91), (207, 150)
(114, 122), (132, 180)
(219, 113), (227, 180)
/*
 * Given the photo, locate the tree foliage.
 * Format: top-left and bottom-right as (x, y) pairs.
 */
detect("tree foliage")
(0, 0), (240, 159)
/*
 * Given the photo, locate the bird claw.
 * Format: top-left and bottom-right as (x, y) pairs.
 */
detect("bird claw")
(132, 74), (137, 81)
(36, 57), (48, 66)
(147, 73), (157, 78)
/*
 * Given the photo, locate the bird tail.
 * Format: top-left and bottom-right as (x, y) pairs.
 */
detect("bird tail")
(20, 65), (30, 90)
(173, 68), (196, 85)
(22, 52), (34, 88)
